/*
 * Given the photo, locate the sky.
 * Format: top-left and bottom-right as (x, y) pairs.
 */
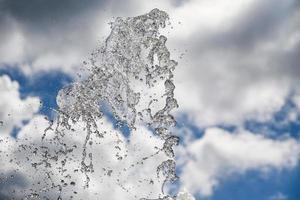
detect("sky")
(0, 0), (300, 200)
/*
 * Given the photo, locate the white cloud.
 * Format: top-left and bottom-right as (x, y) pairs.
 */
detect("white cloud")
(170, 0), (300, 127)
(2, 111), (196, 199)
(176, 190), (196, 200)
(0, 75), (40, 135)
(175, 75), (290, 126)
(178, 127), (300, 197)
(0, 113), (175, 200)
(0, 22), (25, 64)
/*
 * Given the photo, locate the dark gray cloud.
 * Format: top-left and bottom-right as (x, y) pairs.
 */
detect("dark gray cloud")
(217, 0), (297, 50)
(188, 0), (299, 53)
(0, 0), (114, 72)
(278, 40), (300, 83)
(0, 171), (27, 199)
(1, 0), (107, 30)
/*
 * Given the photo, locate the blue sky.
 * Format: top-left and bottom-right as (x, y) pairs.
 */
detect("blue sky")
(0, 66), (72, 118)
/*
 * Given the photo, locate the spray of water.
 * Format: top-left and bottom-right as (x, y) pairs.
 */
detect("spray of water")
(0, 9), (194, 200)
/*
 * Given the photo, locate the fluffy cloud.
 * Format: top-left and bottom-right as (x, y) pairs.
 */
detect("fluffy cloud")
(0, 0), (111, 74)
(176, 190), (196, 200)
(0, 113), (177, 200)
(2, 0), (299, 128)
(177, 128), (300, 197)
(0, 0), (172, 75)
(0, 75), (40, 135)
(171, 0), (300, 126)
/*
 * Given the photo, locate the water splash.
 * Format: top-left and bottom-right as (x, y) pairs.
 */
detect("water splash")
(56, 8), (179, 198)
(0, 9), (194, 200)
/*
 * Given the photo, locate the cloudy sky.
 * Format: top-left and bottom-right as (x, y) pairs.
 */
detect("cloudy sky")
(0, 0), (300, 199)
